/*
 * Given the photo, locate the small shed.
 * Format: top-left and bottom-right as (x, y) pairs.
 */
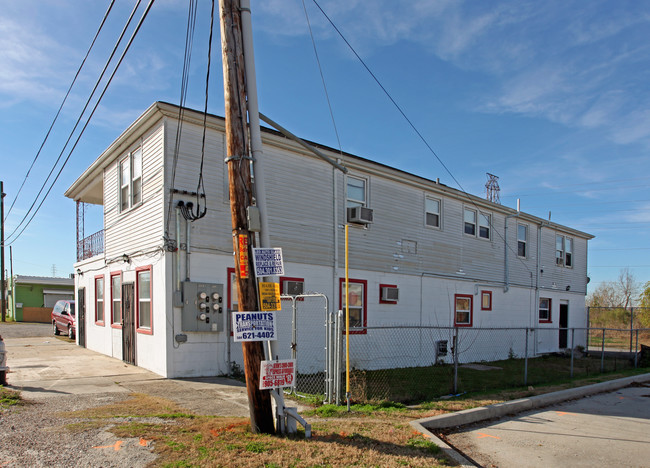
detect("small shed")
(8, 276), (75, 322)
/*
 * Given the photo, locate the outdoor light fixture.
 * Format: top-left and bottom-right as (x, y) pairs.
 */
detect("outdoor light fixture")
(122, 254), (130, 264)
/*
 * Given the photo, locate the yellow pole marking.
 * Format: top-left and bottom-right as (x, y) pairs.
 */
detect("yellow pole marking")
(477, 432), (500, 440)
(93, 441), (124, 451)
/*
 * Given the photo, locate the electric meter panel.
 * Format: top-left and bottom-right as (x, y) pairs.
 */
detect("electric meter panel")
(181, 281), (224, 332)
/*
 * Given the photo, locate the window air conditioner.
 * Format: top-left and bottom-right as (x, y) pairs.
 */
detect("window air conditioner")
(347, 206), (374, 224)
(284, 280), (304, 296)
(381, 286), (399, 302)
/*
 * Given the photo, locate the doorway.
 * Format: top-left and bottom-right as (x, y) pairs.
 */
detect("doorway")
(77, 287), (86, 348)
(122, 282), (136, 365)
(559, 302), (569, 349)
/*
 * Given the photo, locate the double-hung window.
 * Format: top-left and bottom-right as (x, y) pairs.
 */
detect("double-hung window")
(136, 266), (152, 333)
(425, 196), (441, 228)
(478, 213), (491, 240)
(556, 234), (573, 267)
(340, 278), (367, 334)
(119, 147), (142, 212)
(454, 294), (473, 327)
(539, 298), (551, 323)
(464, 208), (476, 236)
(95, 275), (104, 325)
(346, 176), (366, 209)
(517, 224), (528, 258)
(111, 273), (122, 328)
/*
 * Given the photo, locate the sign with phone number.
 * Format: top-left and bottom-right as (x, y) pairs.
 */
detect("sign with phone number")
(232, 311), (277, 342)
(259, 359), (296, 390)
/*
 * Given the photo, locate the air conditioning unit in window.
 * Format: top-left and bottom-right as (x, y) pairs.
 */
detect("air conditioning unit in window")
(283, 280), (304, 296)
(347, 206), (373, 224)
(381, 286), (399, 302)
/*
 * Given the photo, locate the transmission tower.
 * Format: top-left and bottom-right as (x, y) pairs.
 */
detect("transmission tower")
(486, 173), (501, 204)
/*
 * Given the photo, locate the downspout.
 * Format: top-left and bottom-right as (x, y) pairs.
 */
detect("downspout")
(504, 199), (521, 292)
(333, 161), (340, 319)
(175, 206), (182, 292)
(185, 216), (191, 281)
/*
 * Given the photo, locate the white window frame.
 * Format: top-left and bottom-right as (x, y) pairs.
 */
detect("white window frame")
(539, 297), (551, 322)
(463, 208), (476, 236)
(517, 224), (528, 258)
(425, 196), (441, 229)
(478, 212), (491, 240)
(556, 234), (573, 268)
(119, 147), (143, 212)
(565, 237), (573, 268)
(346, 176), (367, 209)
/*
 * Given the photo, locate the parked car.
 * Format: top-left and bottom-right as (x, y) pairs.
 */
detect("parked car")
(52, 300), (76, 339)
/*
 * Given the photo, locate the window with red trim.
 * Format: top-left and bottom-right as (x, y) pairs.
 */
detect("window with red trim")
(111, 272), (122, 328)
(480, 291), (492, 311)
(454, 294), (473, 327)
(339, 278), (367, 334)
(95, 275), (105, 325)
(136, 266), (152, 334)
(539, 298), (552, 323)
(379, 284), (398, 304)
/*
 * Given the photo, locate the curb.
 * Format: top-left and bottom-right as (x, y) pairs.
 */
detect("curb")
(410, 372), (650, 467)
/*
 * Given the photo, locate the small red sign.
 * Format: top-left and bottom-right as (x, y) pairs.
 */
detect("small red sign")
(238, 235), (249, 279)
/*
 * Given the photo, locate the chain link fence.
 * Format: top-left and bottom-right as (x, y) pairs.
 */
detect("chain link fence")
(588, 307), (650, 352)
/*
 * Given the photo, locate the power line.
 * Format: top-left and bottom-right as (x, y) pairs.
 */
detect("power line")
(3, 0), (116, 222)
(311, 0), (531, 274)
(5, 0), (156, 246)
(5, 0), (144, 243)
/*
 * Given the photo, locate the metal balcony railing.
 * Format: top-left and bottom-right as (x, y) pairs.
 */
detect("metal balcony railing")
(77, 229), (104, 261)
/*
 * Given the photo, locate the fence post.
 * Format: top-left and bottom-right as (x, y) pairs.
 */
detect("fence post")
(334, 310), (343, 406)
(325, 311), (332, 403)
(630, 307), (634, 353)
(453, 327), (459, 394)
(570, 328), (575, 378)
(524, 328), (529, 386)
(601, 328), (605, 373)
(635, 328), (639, 369)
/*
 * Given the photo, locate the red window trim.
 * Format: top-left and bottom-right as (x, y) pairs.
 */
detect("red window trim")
(539, 297), (552, 323)
(339, 278), (367, 335)
(480, 290), (492, 311)
(136, 265), (153, 335)
(110, 271), (122, 329)
(454, 294), (473, 327)
(280, 277), (305, 301)
(379, 284), (398, 304)
(94, 274), (105, 326)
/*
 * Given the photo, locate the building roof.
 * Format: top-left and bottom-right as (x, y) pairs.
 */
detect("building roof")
(65, 101), (594, 240)
(13, 275), (74, 287)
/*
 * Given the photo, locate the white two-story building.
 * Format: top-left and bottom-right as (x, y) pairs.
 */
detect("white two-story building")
(65, 101), (593, 378)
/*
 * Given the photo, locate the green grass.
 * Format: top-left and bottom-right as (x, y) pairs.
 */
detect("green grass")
(0, 387), (22, 408)
(344, 354), (647, 404)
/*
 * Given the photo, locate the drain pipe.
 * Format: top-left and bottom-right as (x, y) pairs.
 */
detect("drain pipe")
(186, 215), (191, 281)
(504, 199), (521, 292)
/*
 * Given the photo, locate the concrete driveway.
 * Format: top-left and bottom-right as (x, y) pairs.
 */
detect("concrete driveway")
(1, 322), (251, 416)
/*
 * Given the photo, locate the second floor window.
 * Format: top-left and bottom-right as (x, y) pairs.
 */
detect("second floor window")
(556, 234), (573, 268)
(517, 224), (528, 257)
(464, 208), (476, 236)
(119, 147), (142, 212)
(346, 176), (366, 209)
(425, 197), (441, 228)
(478, 213), (491, 240)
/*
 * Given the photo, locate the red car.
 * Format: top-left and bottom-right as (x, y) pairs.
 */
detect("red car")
(52, 300), (76, 339)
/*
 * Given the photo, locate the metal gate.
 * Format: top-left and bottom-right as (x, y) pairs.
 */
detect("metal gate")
(122, 282), (136, 365)
(278, 293), (343, 403)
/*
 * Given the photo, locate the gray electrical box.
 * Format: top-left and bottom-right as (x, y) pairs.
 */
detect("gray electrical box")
(181, 281), (224, 332)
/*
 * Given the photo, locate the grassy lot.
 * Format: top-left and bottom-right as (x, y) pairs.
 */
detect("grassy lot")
(0, 386), (22, 409)
(58, 367), (650, 468)
(344, 354), (641, 403)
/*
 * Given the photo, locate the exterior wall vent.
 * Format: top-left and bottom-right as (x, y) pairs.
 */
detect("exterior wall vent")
(347, 206), (374, 224)
(283, 280), (304, 296)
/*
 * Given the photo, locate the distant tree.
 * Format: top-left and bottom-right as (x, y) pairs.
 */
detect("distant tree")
(638, 281), (650, 327)
(587, 268), (640, 308)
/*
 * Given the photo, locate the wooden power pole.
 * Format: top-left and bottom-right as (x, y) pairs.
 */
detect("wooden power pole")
(218, 0), (274, 434)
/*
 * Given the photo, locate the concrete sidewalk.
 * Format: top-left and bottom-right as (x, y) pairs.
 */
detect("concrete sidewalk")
(412, 372), (650, 467)
(5, 336), (252, 417)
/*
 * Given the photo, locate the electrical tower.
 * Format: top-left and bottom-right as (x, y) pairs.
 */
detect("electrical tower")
(486, 173), (501, 204)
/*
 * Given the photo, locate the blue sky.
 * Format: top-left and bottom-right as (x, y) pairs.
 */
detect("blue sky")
(1, 0), (649, 293)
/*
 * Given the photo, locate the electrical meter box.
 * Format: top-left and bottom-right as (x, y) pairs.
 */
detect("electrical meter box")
(181, 281), (224, 332)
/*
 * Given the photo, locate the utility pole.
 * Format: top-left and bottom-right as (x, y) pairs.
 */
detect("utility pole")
(218, 0), (274, 434)
(1, 181), (6, 322)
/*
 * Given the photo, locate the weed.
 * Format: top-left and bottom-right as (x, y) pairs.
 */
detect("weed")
(407, 436), (441, 454)
(0, 387), (22, 408)
(245, 441), (270, 453)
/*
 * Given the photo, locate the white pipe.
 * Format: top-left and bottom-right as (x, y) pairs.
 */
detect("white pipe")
(186, 216), (191, 281)
(240, 0), (286, 423)
(175, 206), (181, 292)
